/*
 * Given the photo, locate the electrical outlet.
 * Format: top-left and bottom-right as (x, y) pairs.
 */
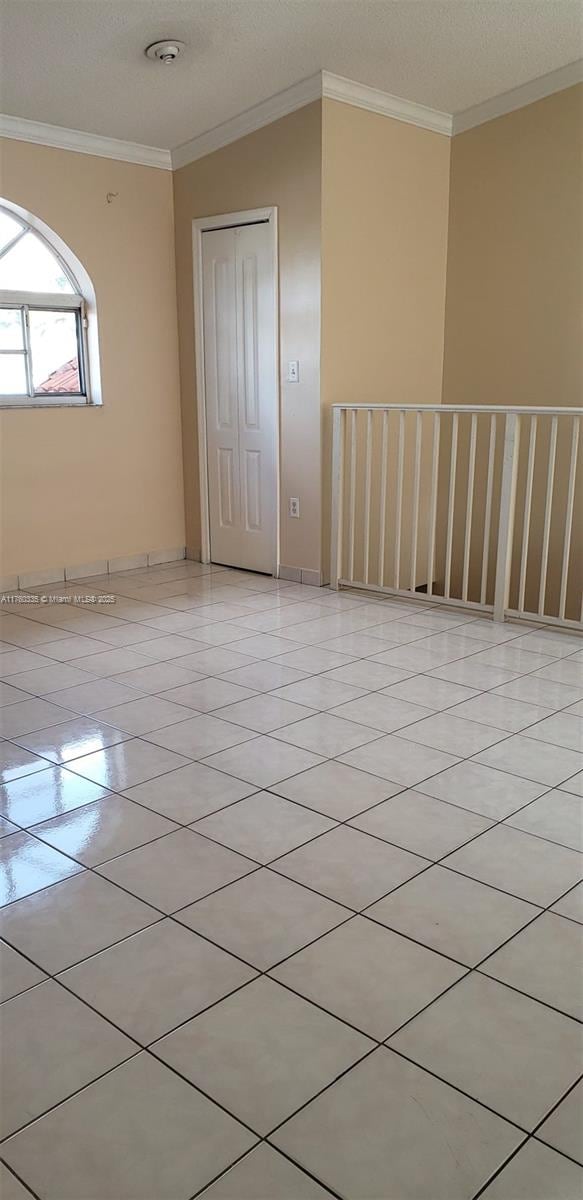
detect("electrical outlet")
(287, 361), (299, 383)
(289, 497), (300, 518)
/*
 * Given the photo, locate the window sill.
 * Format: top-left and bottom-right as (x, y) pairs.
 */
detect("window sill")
(0, 395), (100, 409)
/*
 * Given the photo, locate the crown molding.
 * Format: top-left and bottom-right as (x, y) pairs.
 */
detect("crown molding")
(0, 114), (172, 170)
(171, 74), (322, 168)
(322, 71), (453, 135)
(452, 59), (583, 134)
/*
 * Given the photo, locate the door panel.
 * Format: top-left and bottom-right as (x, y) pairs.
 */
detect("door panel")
(202, 221), (277, 574)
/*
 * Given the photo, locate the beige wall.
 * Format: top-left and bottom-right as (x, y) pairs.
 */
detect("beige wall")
(173, 101), (322, 575)
(320, 99), (452, 577)
(0, 138), (185, 578)
(443, 84), (583, 408)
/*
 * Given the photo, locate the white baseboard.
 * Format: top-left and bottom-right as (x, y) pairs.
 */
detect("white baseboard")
(278, 564), (323, 587)
(4, 547), (186, 592)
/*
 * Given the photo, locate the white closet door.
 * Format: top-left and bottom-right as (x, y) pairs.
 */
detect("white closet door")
(202, 221), (277, 574)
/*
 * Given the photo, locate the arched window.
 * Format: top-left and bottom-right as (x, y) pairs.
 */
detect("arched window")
(0, 202), (100, 407)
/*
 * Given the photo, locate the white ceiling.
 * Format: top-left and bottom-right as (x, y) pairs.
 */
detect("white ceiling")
(1, 0), (582, 151)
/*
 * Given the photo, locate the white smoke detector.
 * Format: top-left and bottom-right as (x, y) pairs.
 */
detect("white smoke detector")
(145, 40), (185, 64)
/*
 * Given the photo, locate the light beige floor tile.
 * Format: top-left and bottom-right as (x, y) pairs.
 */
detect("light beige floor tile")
(0, 830), (83, 906)
(0, 1163), (35, 1199)
(70, 648), (153, 677)
(65, 738), (190, 789)
(390, 972), (582, 1129)
(0, 979), (134, 1137)
(145, 713), (257, 758)
(330, 693), (433, 734)
(533, 660), (583, 688)
(429, 660), (519, 690)
(13, 717), (130, 763)
(158, 677), (257, 711)
(0, 940), (46, 1001)
(272, 647), (356, 674)
(272, 917), (465, 1039)
(2, 1052), (256, 1200)
(526, 712), (583, 753)
(179, 868), (349, 970)
(60, 918), (255, 1043)
(123, 761), (256, 823)
(213, 694), (314, 733)
(350, 790), (493, 859)
(0, 651), (59, 677)
(381, 675), (479, 709)
(274, 825), (428, 910)
(0, 742), (54, 783)
(154, 975), (371, 1135)
(98, 828), (256, 911)
(561, 770), (583, 797)
(494, 676), (583, 710)
(398, 711), (508, 756)
(480, 1139), (583, 1200)
(537, 1080), (583, 1166)
(173, 647), (262, 676)
(91, 696), (195, 734)
(46, 678), (147, 714)
(220, 661), (312, 691)
(0, 682), (37, 708)
(204, 736), (324, 788)
(194, 792), (334, 864)
(368, 865), (539, 965)
(482, 912), (583, 1019)
(272, 1048), (520, 1200)
(448, 693), (554, 732)
(418, 761), (548, 819)
(0, 765), (109, 827)
(199, 1145), (332, 1198)
(340, 733), (459, 786)
(476, 734), (583, 787)
(324, 660), (412, 690)
(5, 663), (99, 697)
(32, 795), (177, 866)
(0, 699), (76, 739)
(273, 759), (401, 820)
(506, 789), (583, 851)
(114, 662), (204, 693)
(134, 634), (208, 661)
(270, 675), (366, 710)
(444, 825), (583, 906)
(274, 711), (382, 756)
(0, 870), (159, 973)
(552, 882), (583, 923)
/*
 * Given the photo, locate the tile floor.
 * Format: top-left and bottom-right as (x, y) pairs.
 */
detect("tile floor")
(0, 560), (581, 1200)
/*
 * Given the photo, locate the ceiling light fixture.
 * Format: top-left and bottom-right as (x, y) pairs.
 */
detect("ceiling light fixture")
(145, 40), (185, 64)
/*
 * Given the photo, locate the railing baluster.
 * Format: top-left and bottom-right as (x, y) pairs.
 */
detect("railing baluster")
(462, 413), (477, 601)
(538, 415), (558, 617)
(329, 407), (344, 589)
(444, 413), (458, 599)
(409, 412), (422, 592)
(518, 415), (537, 614)
(494, 412), (521, 622)
(480, 413), (497, 605)
(394, 410), (405, 589)
(378, 410), (389, 588)
(363, 409), (373, 584)
(558, 416), (580, 620)
(348, 409), (357, 582)
(426, 412), (440, 598)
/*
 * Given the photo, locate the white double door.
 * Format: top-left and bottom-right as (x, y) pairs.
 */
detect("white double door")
(202, 221), (277, 574)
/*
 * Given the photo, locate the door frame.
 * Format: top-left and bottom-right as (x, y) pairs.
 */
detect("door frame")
(192, 207), (280, 574)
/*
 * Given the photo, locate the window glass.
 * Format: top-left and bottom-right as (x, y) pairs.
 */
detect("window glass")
(0, 210), (22, 253)
(0, 308), (24, 350)
(30, 309), (81, 393)
(0, 354), (27, 395)
(0, 232), (74, 293)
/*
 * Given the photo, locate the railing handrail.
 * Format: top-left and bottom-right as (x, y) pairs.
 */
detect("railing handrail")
(331, 404), (583, 415)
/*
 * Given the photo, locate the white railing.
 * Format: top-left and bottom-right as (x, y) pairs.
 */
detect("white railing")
(330, 405), (583, 629)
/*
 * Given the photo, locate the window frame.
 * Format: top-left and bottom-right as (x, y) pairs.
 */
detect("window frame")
(0, 207), (93, 408)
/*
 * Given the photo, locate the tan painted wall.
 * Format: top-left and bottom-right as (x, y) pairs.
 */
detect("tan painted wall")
(443, 84), (583, 408)
(443, 86), (583, 618)
(173, 101), (322, 575)
(320, 99), (452, 578)
(0, 138), (185, 578)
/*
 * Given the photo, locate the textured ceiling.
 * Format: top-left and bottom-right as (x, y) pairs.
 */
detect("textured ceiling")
(1, 0), (581, 149)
